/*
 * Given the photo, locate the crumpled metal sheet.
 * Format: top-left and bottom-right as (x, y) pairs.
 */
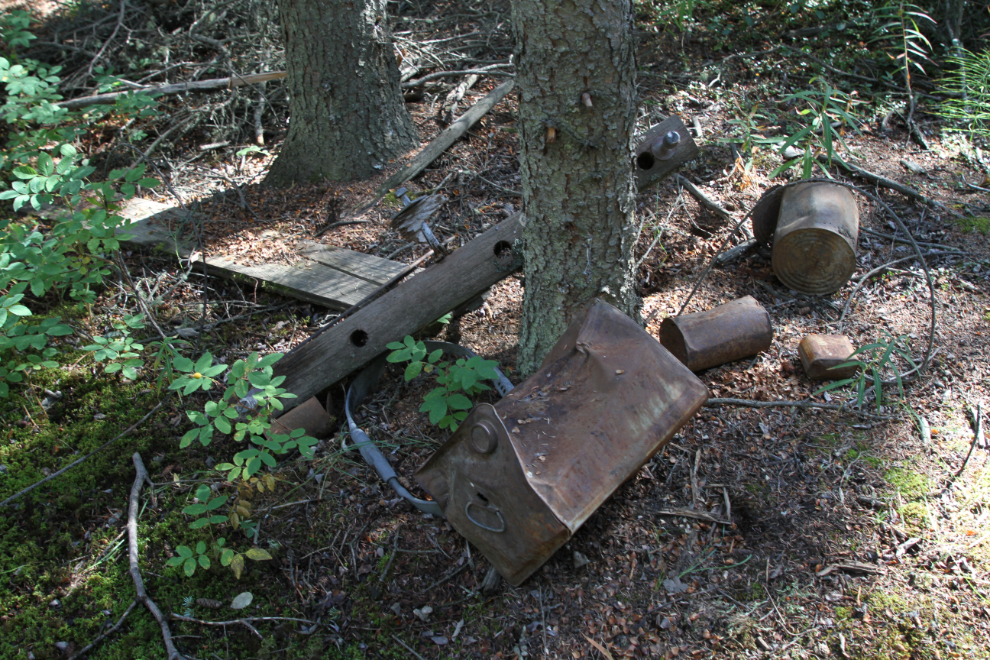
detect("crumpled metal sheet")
(416, 299), (709, 585)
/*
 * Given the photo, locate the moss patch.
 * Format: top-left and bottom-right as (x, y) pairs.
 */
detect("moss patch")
(885, 467), (931, 501)
(953, 215), (990, 235)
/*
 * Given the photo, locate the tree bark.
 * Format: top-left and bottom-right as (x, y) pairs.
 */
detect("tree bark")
(265, 0), (418, 186)
(512, 0), (640, 374)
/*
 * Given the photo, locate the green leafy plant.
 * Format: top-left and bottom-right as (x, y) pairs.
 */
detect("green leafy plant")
(166, 540), (212, 578)
(387, 335), (499, 431)
(220, 543), (272, 580)
(82, 314), (146, 380)
(0, 12), (162, 399)
(767, 80), (863, 178)
(939, 49), (990, 137)
(813, 331), (916, 412)
(173, 352), (318, 478)
(871, 2), (934, 96)
(182, 484), (229, 530)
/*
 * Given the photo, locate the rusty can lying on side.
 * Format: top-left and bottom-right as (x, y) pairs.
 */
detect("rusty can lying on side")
(415, 299), (709, 586)
(660, 296), (773, 372)
(798, 334), (861, 380)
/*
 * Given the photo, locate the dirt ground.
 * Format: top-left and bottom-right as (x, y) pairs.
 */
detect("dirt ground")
(1, 1), (989, 659)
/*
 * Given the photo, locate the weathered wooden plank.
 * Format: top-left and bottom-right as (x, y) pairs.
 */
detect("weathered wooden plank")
(203, 255), (381, 309)
(298, 242), (406, 284)
(116, 198), (193, 256)
(274, 213), (525, 408)
(634, 116), (699, 192)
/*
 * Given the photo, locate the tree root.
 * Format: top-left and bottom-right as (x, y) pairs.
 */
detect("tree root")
(67, 599), (137, 660)
(128, 453), (185, 660)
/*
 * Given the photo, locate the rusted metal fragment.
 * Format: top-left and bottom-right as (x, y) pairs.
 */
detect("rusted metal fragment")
(267, 396), (334, 439)
(772, 182), (859, 295)
(798, 334), (861, 380)
(660, 296), (773, 372)
(416, 299), (708, 586)
(634, 116), (699, 191)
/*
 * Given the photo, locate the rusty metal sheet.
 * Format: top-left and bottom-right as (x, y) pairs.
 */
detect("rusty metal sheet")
(268, 396), (334, 439)
(416, 299), (709, 586)
(772, 182), (859, 295)
(660, 296), (773, 372)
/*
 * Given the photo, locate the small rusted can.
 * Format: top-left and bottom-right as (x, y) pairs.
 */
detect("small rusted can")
(798, 334), (861, 380)
(415, 299), (708, 586)
(771, 183), (859, 295)
(660, 296), (773, 372)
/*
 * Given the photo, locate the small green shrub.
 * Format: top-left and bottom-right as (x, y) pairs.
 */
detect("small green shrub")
(387, 335), (499, 431)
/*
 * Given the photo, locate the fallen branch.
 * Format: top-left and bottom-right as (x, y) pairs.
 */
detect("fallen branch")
(56, 71), (287, 110)
(704, 397), (894, 419)
(170, 613), (316, 638)
(68, 599), (138, 660)
(714, 238), (757, 265)
(823, 156), (961, 217)
(402, 66), (512, 89)
(656, 508), (732, 525)
(861, 227), (964, 253)
(439, 73), (480, 124)
(128, 453), (184, 660)
(351, 79), (515, 217)
(392, 634), (430, 660)
(0, 400), (166, 508)
(673, 174), (733, 224)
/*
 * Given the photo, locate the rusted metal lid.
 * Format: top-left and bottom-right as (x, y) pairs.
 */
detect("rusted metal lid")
(750, 184), (786, 246)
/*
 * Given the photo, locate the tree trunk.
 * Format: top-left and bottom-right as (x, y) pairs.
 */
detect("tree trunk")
(265, 0), (418, 186)
(512, 0), (641, 374)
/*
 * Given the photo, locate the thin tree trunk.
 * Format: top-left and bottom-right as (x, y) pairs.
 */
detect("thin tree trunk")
(265, 0), (418, 186)
(513, 0), (641, 374)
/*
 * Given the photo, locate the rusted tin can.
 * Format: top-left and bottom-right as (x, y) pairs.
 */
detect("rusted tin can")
(415, 299), (709, 586)
(770, 183), (859, 295)
(660, 296), (773, 372)
(798, 334), (861, 380)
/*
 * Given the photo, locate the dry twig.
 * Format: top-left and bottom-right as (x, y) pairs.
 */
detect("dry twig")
(128, 453), (184, 659)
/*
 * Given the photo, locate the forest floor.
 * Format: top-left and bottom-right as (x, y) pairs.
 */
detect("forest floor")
(1, 1), (989, 659)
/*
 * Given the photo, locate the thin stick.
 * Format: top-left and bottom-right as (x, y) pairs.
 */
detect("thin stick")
(171, 613), (316, 636)
(703, 397), (894, 419)
(657, 508), (731, 525)
(129, 453), (184, 659)
(391, 634), (429, 660)
(673, 174), (734, 225)
(824, 156), (961, 217)
(402, 66), (513, 89)
(68, 599), (138, 660)
(861, 227), (964, 253)
(57, 71), (288, 109)
(312, 219), (370, 237)
(0, 401), (165, 508)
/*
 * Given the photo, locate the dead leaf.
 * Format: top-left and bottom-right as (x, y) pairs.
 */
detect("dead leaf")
(583, 635), (615, 660)
(230, 592), (253, 610)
